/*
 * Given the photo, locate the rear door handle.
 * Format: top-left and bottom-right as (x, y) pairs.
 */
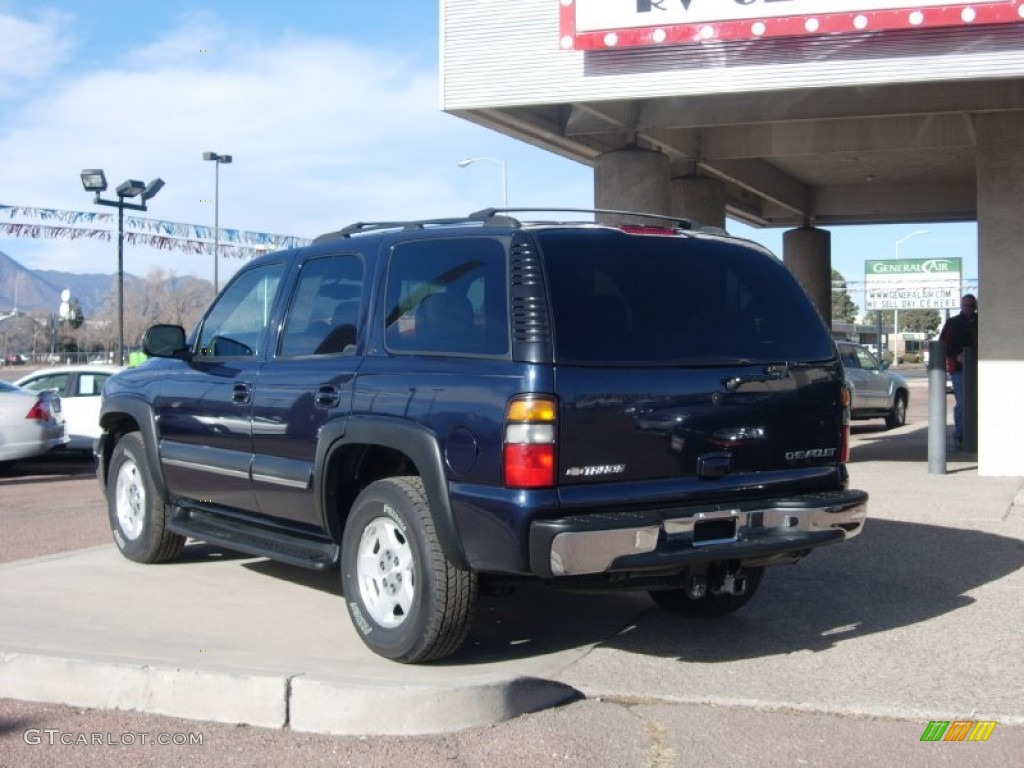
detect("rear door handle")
(232, 382), (252, 404)
(315, 385), (341, 409)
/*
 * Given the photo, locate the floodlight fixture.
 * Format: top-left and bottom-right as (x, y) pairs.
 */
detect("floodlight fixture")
(142, 178), (165, 201)
(204, 151), (232, 164)
(116, 179), (146, 198)
(80, 169), (108, 193)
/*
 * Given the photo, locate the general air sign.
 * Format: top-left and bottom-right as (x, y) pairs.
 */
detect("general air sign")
(865, 257), (962, 311)
(559, 1), (1024, 50)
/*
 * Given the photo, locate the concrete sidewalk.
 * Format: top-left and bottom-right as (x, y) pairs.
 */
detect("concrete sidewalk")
(2, 410), (1022, 735)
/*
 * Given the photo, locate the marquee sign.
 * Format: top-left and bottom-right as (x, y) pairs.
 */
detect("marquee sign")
(864, 257), (962, 311)
(559, 0), (1024, 50)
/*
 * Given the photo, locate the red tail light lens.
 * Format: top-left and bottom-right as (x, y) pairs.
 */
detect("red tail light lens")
(504, 396), (557, 488)
(25, 398), (51, 422)
(618, 225), (680, 236)
(505, 444), (555, 488)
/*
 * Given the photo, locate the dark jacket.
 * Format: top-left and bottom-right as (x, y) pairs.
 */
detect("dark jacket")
(940, 312), (978, 373)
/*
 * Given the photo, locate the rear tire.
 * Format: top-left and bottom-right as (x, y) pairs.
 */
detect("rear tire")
(885, 392), (908, 429)
(649, 566), (765, 618)
(341, 476), (477, 663)
(107, 432), (185, 563)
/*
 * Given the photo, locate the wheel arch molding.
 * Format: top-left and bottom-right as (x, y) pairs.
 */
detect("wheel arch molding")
(98, 396), (169, 501)
(316, 415), (469, 570)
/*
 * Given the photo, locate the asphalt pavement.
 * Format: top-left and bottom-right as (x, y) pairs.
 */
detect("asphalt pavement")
(1, 376), (1022, 744)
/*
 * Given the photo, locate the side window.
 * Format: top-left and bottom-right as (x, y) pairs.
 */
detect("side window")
(76, 373), (110, 396)
(854, 346), (878, 370)
(383, 238), (508, 356)
(279, 255), (364, 357)
(196, 263), (285, 358)
(21, 373), (69, 394)
(840, 346), (860, 369)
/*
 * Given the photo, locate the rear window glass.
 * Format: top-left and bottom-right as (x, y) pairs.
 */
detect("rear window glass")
(536, 229), (834, 365)
(384, 238), (509, 356)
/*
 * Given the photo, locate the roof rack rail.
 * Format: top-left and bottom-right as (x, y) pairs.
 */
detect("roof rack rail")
(469, 207), (696, 230)
(312, 216), (487, 243)
(311, 207), (707, 244)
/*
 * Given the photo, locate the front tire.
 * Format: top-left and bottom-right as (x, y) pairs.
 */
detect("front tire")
(649, 566), (765, 618)
(341, 477), (477, 663)
(107, 432), (185, 563)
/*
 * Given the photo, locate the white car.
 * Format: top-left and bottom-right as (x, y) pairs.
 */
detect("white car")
(0, 380), (68, 465)
(14, 365), (123, 452)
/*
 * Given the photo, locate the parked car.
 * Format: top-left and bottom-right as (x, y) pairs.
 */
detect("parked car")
(0, 380), (68, 465)
(836, 340), (910, 429)
(15, 365), (123, 452)
(96, 208), (868, 663)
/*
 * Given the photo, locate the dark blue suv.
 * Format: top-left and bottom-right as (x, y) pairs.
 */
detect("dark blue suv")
(96, 209), (867, 663)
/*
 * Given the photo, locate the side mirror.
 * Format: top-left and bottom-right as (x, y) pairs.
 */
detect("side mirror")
(142, 324), (189, 359)
(880, 360), (890, 370)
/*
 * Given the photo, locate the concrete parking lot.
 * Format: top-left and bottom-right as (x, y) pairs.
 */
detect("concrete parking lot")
(2, 370), (1022, 765)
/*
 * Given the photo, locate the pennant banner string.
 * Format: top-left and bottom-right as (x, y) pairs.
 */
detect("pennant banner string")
(1, 221), (285, 259)
(1, 203), (311, 254)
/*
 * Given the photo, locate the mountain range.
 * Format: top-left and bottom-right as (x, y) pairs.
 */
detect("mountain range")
(0, 249), (210, 317)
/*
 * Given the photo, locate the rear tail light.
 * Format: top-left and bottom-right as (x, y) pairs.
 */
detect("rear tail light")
(504, 396), (557, 488)
(25, 397), (52, 422)
(840, 385), (851, 463)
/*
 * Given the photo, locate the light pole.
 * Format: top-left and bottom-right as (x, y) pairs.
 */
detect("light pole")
(457, 157), (508, 208)
(81, 169), (164, 366)
(891, 229), (930, 364)
(203, 151), (232, 293)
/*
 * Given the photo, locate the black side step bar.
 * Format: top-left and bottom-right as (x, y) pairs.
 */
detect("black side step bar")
(169, 505), (339, 571)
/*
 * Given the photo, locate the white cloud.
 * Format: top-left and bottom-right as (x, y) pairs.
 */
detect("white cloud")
(0, 9), (73, 93)
(0, 8), (593, 282)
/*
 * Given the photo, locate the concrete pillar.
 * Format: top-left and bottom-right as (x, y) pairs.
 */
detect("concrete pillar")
(782, 226), (832, 324)
(594, 148), (670, 224)
(671, 176), (726, 230)
(974, 112), (1024, 477)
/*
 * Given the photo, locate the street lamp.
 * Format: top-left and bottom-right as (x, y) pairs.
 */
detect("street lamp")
(81, 168), (164, 366)
(457, 157), (508, 208)
(203, 151), (232, 293)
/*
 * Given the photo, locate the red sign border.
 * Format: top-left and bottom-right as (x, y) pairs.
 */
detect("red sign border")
(559, 1), (1024, 50)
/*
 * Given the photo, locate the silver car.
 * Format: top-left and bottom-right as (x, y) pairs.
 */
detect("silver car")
(15, 364), (123, 452)
(0, 380), (68, 466)
(837, 341), (910, 429)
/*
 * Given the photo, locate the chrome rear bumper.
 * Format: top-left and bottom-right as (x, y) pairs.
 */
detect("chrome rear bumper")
(533, 489), (868, 577)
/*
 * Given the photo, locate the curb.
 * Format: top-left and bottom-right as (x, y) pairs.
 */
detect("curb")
(0, 652), (579, 735)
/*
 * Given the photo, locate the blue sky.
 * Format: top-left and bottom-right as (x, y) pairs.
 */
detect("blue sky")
(1, 1), (978, 315)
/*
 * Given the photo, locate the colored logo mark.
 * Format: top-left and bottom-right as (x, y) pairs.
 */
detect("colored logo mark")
(920, 720), (997, 742)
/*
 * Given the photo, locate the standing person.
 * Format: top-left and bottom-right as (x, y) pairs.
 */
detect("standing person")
(939, 293), (979, 450)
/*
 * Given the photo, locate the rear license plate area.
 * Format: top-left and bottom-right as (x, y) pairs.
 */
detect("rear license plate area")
(693, 518), (737, 546)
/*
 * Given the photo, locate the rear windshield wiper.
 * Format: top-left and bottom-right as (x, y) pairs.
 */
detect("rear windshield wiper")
(723, 362), (791, 390)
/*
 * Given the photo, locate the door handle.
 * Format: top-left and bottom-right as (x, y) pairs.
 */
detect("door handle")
(232, 382), (252, 404)
(315, 385), (341, 409)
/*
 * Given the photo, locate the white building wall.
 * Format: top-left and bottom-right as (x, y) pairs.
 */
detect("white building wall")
(441, 0), (1024, 110)
(975, 112), (1024, 477)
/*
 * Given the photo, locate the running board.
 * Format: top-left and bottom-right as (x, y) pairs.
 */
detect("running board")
(169, 505), (339, 571)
